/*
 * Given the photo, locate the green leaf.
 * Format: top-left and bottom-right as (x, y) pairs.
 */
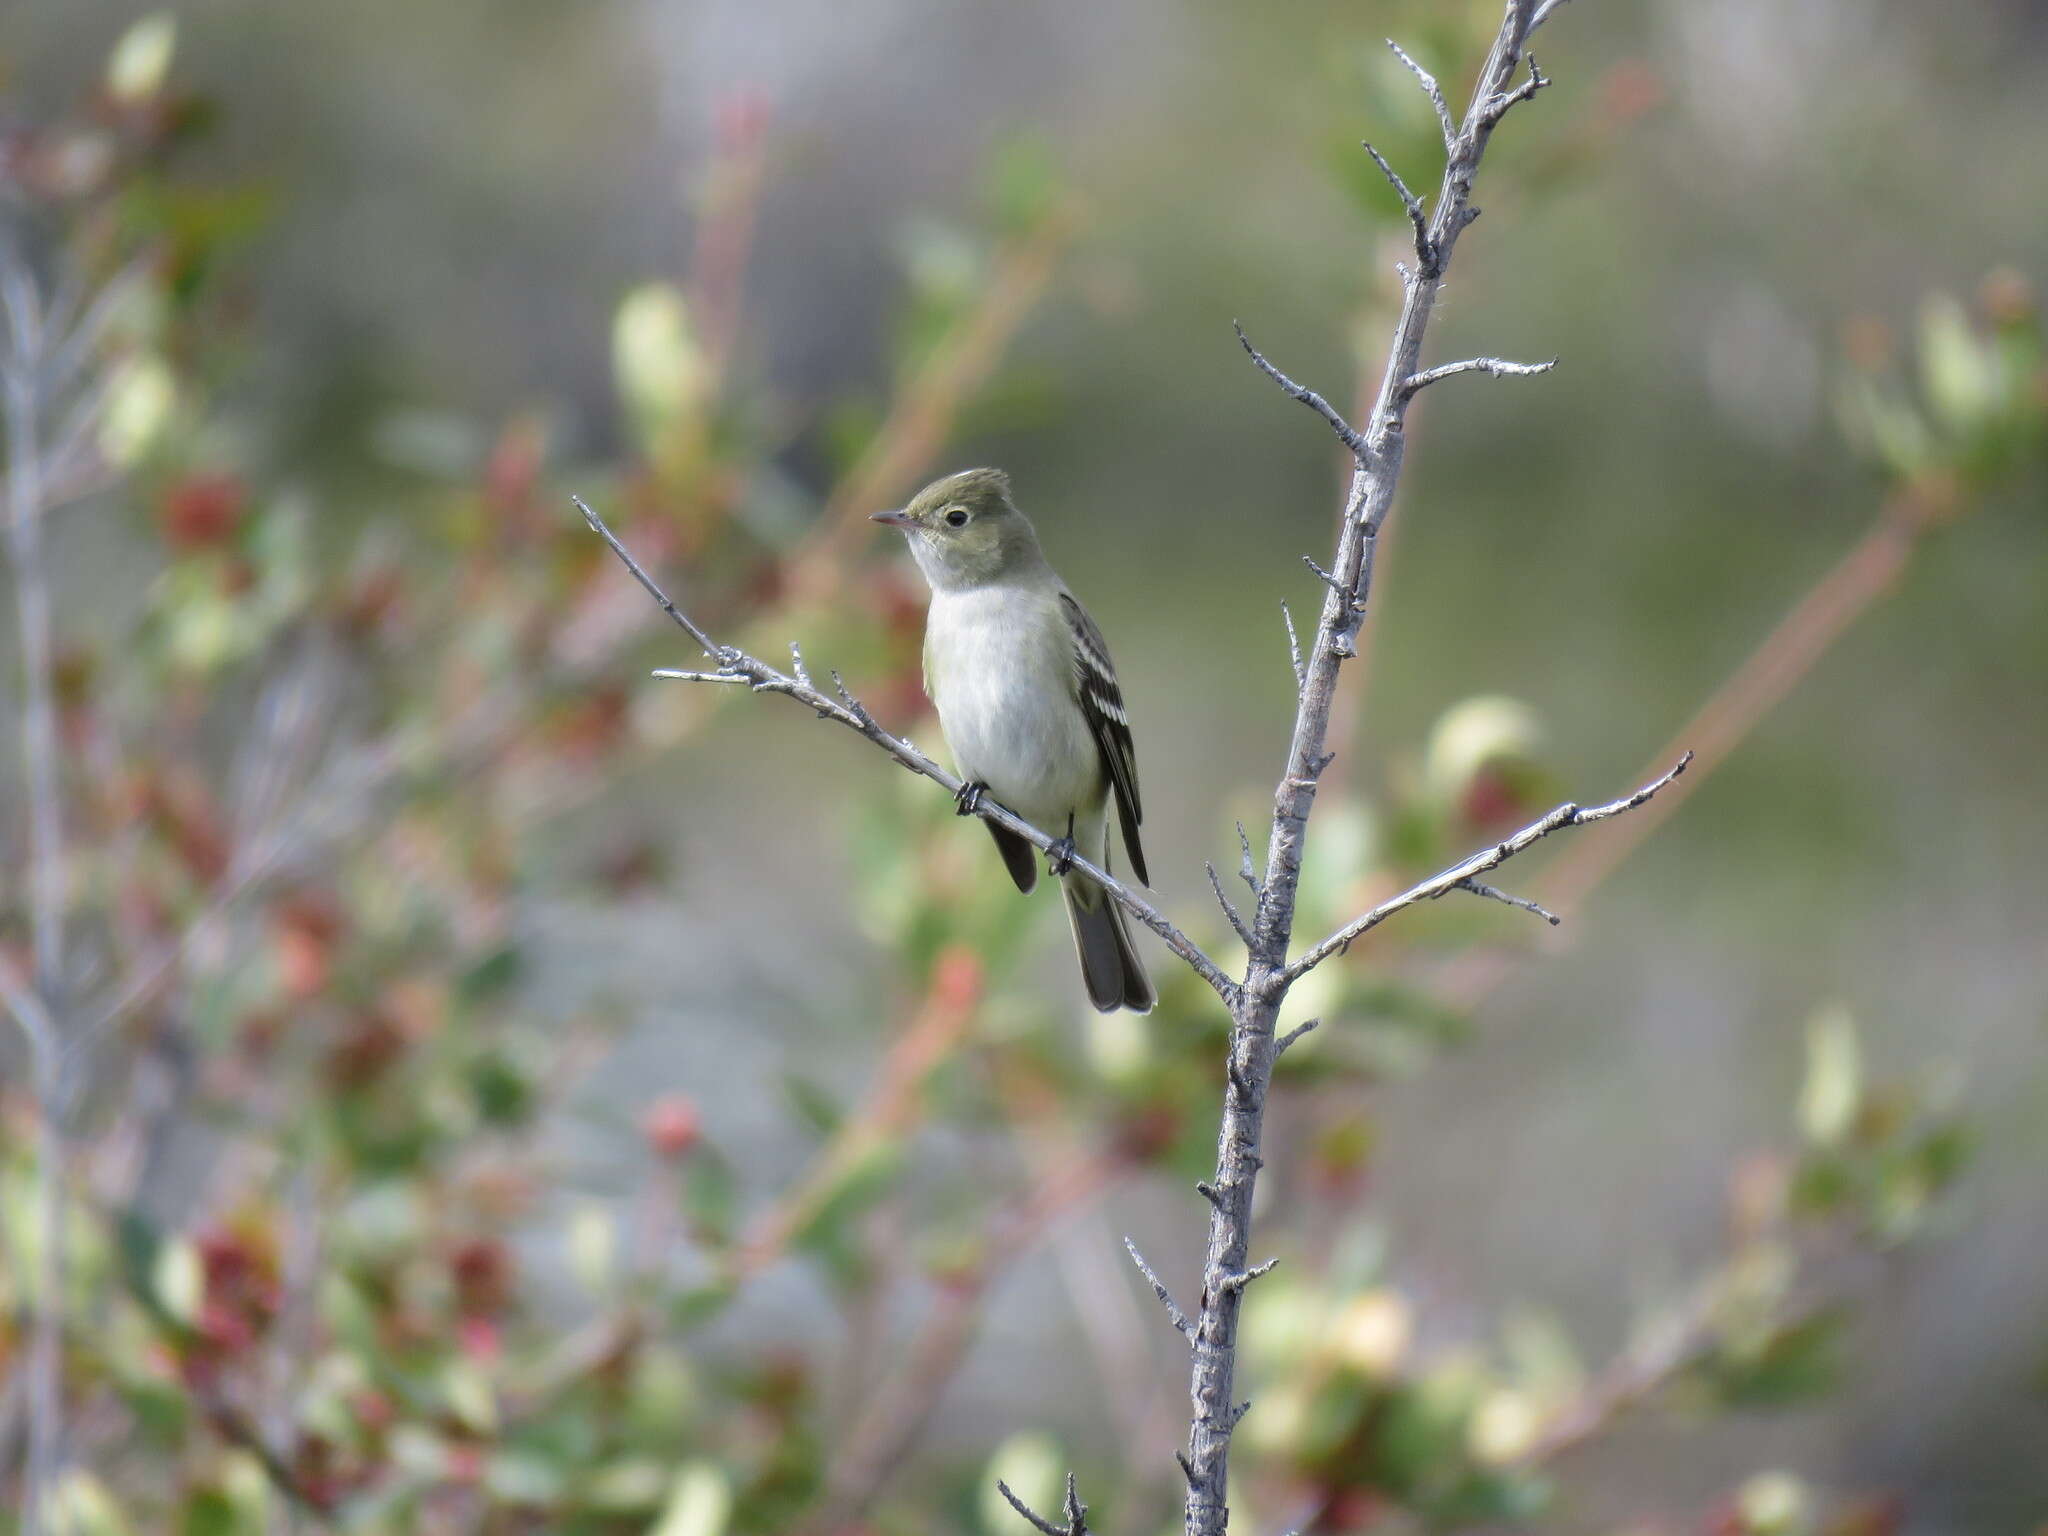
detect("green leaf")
(680, 1148), (738, 1243)
(1704, 1310), (1846, 1408)
(179, 1488), (239, 1536)
(980, 134), (1063, 235)
(781, 1073), (845, 1140)
(586, 1458), (671, 1512)
(467, 1050), (531, 1126)
(52, 1468), (134, 1536)
(669, 1280), (738, 1331)
(458, 945), (522, 1004)
(1919, 293), (1999, 440)
(788, 1140), (906, 1257)
(650, 1462), (731, 1536)
(1797, 1004), (1861, 1147)
(485, 1449), (564, 1507)
(107, 13), (177, 103)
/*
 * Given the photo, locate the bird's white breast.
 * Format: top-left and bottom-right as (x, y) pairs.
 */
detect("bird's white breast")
(926, 584), (1101, 828)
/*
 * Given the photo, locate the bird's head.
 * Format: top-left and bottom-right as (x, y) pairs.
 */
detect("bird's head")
(871, 467), (1042, 590)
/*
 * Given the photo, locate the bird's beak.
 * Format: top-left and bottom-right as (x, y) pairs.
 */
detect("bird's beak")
(868, 508), (912, 527)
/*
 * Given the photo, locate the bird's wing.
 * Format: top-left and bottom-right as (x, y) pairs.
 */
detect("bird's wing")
(1059, 591), (1148, 887)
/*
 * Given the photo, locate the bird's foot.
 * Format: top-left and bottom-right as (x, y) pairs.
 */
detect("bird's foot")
(1046, 813), (1078, 876)
(954, 780), (989, 816)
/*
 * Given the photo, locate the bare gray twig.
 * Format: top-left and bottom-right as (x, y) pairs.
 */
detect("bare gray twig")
(1274, 1017), (1320, 1057)
(1387, 39), (1456, 151)
(1206, 862), (1254, 949)
(997, 1473), (1091, 1536)
(1397, 355), (1557, 400)
(1233, 323), (1369, 458)
(1124, 1236), (1193, 1341)
(1451, 877), (1561, 925)
(1361, 142), (1434, 273)
(651, 668), (748, 685)
(1217, 1257), (1278, 1294)
(1280, 601), (1305, 695)
(1284, 754), (1688, 983)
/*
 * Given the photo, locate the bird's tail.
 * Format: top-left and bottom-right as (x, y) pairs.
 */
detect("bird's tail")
(1062, 837), (1154, 1014)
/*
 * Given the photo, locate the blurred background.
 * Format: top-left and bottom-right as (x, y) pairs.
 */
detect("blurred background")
(2, 1), (2044, 1533)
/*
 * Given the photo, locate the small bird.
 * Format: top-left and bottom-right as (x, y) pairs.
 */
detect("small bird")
(872, 468), (1154, 1013)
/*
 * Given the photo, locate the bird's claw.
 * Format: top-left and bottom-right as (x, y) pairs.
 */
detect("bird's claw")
(954, 780), (989, 816)
(1046, 835), (1078, 876)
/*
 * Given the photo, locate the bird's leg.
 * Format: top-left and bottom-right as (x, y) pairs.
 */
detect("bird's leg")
(1047, 812), (1078, 877)
(954, 780), (989, 816)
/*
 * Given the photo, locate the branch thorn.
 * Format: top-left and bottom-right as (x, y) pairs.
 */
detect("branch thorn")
(1276, 1018), (1320, 1057)
(1387, 38), (1457, 150)
(1125, 1236), (1194, 1341)
(1234, 321), (1370, 458)
(1207, 862), (1254, 948)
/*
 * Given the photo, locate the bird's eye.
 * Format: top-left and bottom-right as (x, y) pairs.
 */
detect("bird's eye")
(944, 507), (969, 528)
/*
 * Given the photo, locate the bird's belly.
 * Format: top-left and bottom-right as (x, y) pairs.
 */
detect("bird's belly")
(930, 599), (1100, 827)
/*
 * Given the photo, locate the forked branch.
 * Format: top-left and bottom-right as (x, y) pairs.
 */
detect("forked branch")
(1281, 754), (1689, 985)
(997, 1473), (1092, 1536)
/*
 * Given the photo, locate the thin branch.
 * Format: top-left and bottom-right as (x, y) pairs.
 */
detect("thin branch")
(3, 247), (70, 1536)
(576, 496), (725, 660)
(0, 953), (56, 1057)
(578, 496), (1239, 1002)
(1206, 862), (1254, 949)
(1360, 142), (1434, 274)
(1274, 1017), (1320, 1057)
(1530, 0), (1573, 28)
(1124, 1236), (1193, 1341)
(1387, 39), (1457, 151)
(44, 256), (150, 400)
(996, 1472), (1091, 1536)
(651, 668), (748, 684)
(1397, 355), (1556, 400)
(1280, 601), (1305, 695)
(1513, 1267), (1734, 1468)
(1234, 322), (1370, 459)
(1235, 821), (1260, 900)
(1481, 52), (1550, 126)
(1283, 753), (1689, 984)
(1448, 878), (1560, 925)
(1218, 1257), (1279, 1294)
(995, 1481), (1066, 1536)
(1301, 554), (1347, 600)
